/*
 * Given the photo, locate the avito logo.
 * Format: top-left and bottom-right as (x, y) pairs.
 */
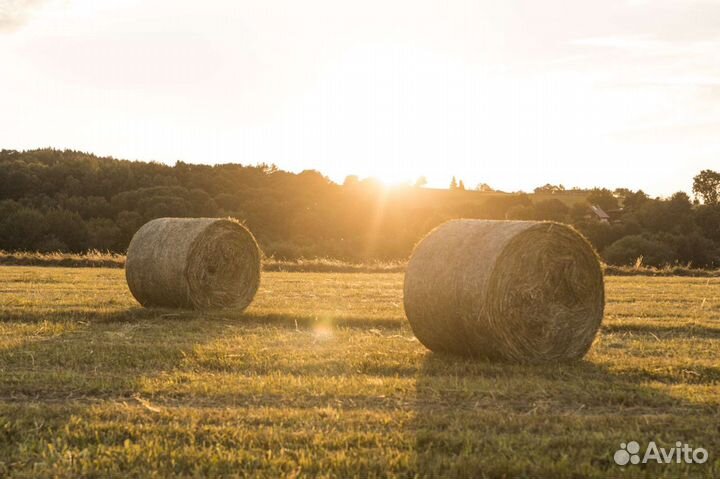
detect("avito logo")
(614, 441), (709, 466)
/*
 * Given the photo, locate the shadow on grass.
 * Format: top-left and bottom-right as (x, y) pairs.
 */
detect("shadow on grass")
(0, 306), (412, 401)
(0, 308), (247, 475)
(602, 322), (720, 339)
(0, 306), (414, 475)
(0, 307), (238, 398)
(412, 353), (716, 478)
(0, 307), (406, 330)
(0, 306), (177, 323)
(4, 306), (717, 476)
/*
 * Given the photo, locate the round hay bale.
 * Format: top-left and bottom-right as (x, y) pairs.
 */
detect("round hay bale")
(125, 218), (261, 310)
(403, 220), (604, 362)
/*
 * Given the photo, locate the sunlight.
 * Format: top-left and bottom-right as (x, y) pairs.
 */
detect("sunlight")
(312, 317), (335, 341)
(373, 171), (412, 188)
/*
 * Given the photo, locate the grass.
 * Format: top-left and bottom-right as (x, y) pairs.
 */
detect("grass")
(0, 266), (718, 478)
(0, 251), (406, 273)
(2, 250), (718, 276)
(0, 250), (126, 268)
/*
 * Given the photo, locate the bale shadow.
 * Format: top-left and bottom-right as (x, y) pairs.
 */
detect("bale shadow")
(0, 307), (412, 475)
(0, 306), (179, 324)
(0, 306), (245, 476)
(411, 353), (717, 478)
(1, 306), (406, 329)
(0, 305), (410, 404)
(602, 322), (720, 340)
(0, 306), (240, 399)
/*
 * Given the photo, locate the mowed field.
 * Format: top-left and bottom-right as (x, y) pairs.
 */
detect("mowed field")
(0, 267), (718, 478)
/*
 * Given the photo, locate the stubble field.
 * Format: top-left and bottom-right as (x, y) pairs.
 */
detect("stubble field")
(0, 266), (718, 478)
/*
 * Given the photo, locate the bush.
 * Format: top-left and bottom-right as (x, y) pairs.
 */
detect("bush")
(506, 205), (535, 220)
(603, 235), (676, 267)
(533, 199), (569, 222)
(673, 232), (720, 268)
(576, 221), (624, 253)
(46, 209), (88, 251)
(695, 204), (720, 242)
(87, 218), (122, 251)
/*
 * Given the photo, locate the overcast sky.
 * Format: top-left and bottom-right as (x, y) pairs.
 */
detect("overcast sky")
(1, 0), (719, 195)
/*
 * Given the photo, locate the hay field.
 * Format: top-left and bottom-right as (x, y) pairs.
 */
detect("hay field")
(0, 266), (718, 478)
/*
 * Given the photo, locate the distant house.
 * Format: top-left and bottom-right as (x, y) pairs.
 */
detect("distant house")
(588, 205), (610, 223)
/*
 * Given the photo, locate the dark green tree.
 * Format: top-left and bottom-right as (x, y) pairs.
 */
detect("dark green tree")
(693, 169), (720, 205)
(586, 188), (619, 211)
(534, 199), (569, 222)
(603, 235), (675, 267)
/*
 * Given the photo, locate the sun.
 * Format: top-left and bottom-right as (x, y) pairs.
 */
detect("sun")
(371, 169), (414, 188)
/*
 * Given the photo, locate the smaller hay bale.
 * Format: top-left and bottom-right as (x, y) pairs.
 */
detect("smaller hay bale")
(125, 218), (261, 310)
(403, 220), (604, 362)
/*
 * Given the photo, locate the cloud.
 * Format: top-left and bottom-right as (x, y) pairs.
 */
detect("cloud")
(0, 0), (52, 31)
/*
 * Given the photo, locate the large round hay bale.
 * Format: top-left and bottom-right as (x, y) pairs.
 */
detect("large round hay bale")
(125, 218), (261, 310)
(403, 220), (604, 362)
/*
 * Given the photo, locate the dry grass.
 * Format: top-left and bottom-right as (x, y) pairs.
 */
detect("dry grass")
(0, 250), (126, 268)
(2, 250), (718, 277)
(263, 257), (406, 273)
(0, 266), (718, 477)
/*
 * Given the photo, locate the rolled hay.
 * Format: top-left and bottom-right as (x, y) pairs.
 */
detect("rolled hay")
(125, 218), (261, 310)
(403, 220), (604, 362)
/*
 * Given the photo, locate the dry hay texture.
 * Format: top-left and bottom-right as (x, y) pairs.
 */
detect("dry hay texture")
(125, 218), (261, 310)
(403, 220), (605, 362)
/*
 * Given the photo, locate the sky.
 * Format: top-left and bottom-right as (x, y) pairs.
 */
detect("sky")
(1, 0), (719, 196)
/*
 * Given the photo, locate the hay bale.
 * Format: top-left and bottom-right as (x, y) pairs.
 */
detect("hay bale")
(125, 218), (261, 310)
(403, 220), (604, 362)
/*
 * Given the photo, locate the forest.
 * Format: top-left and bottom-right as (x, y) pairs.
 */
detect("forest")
(1, 149), (719, 267)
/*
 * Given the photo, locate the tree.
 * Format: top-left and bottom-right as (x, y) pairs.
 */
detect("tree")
(3, 148), (720, 267)
(506, 204), (536, 220)
(693, 169), (720, 205)
(414, 176), (428, 188)
(628, 194), (694, 235)
(116, 210), (144, 247)
(576, 221), (624, 252)
(534, 199), (569, 222)
(569, 203), (589, 222)
(622, 189), (648, 211)
(603, 235), (675, 267)
(475, 183), (493, 192)
(483, 194), (531, 219)
(45, 209), (88, 251)
(673, 232), (720, 268)
(0, 207), (46, 250)
(343, 175), (360, 187)
(695, 204), (720, 242)
(87, 218), (122, 251)
(586, 188), (619, 212)
(668, 191), (692, 214)
(449, 176), (458, 190)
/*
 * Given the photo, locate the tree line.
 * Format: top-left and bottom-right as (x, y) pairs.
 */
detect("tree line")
(1, 149), (719, 267)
